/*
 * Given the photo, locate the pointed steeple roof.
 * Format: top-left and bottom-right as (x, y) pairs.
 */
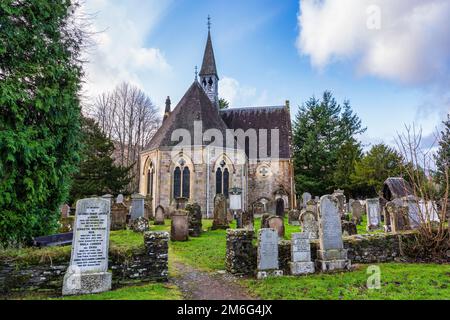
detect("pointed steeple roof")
(144, 81), (229, 150)
(199, 31), (218, 78)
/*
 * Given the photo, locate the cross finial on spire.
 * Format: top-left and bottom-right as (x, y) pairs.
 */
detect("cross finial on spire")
(195, 66), (198, 81)
(207, 15), (211, 31)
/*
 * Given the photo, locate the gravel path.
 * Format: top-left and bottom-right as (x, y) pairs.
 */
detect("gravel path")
(171, 262), (258, 300)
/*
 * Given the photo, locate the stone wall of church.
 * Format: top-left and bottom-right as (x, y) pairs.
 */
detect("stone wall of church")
(247, 159), (295, 213)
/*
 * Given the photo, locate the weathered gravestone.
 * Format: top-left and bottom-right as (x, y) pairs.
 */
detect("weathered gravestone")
(171, 211), (189, 241)
(351, 201), (363, 225)
(116, 194), (124, 204)
(155, 206), (165, 225)
(62, 198), (112, 296)
(333, 190), (347, 216)
(227, 209), (234, 224)
(288, 209), (301, 226)
(289, 232), (315, 275)
(61, 204), (71, 218)
(302, 192), (312, 209)
(212, 194), (229, 230)
(261, 213), (271, 229)
(175, 197), (188, 210)
(306, 200), (318, 218)
(316, 195), (351, 272)
(130, 194), (145, 221)
(102, 194), (114, 206)
(267, 216), (285, 238)
(299, 210), (319, 239)
(257, 228), (283, 279)
(242, 211), (254, 230)
(186, 203), (202, 237)
(130, 217), (150, 233)
(404, 196), (421, 228)
(386, 200), (411, 233)
(366, 198), (382, 231)
(110, 203), (128, 231)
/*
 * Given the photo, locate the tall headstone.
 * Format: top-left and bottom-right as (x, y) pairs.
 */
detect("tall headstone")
(171, 211), (189, 241)
(306, 199), (318, 218)
(130, 194), (145, 221)
(366, 198), (382, 231)
(289, 233), (315, 275)
(300, 210), (319, 239)
(288, 209), (301, 226)
(155, 206), (165, 225)
(316, 195), (351, 272)
(333, 190), (347, 216)
(302, 192), (312, 209)
(62, 198), (112, 296)
(242, 211), (254, 230)
(186, 203), (202, 237)
(267, 216), (285, 238)
(212, 194), (229, 230)
(257, 228), (283, 279)
(404, 196), (421, 228)
(110, 203), (128, 231)
(275, 198), (285, 217)
(351, 201), (363, 225)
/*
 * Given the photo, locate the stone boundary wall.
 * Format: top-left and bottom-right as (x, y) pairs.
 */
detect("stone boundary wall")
(0, 232), (169, 295)
(227, 230), (421, 276)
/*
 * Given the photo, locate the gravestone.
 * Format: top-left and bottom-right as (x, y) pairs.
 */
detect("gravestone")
(306, 200), (318, 218)
(130, 194), (145, 221)
(242, 211), (254, 230)
(348, 199), (355, 213)
(404, 196), (421, 228)
(333, 190), (346, 216)
(275, 198), (285, 217)
(288, 209), (301, 226)
(261, 213), (271, 229)
(130, 217), (150, 233)
(116, 194), (124, 204)
(386, 201), (411, 233)
(257, 228), (283, 279)
(299, 210), (319, 239)
(102, 194), (114, 206)
(110, 203), (128, 231)
(289, 233), (315, 275)
(351, 201), (363, 225)
(267, 216), (285, 238)
(212, 194), (229, 230)
(252, 202), (264, 217)
(171, 211), (189, 241)
(175, 197), (188, 210)
(62, 198), (112, 296)
(366, 198), (382, 231)
(155, 206), (165, 225)
(226, 209), (234, 224)
(316, 195), (351, 272)
(186, 203), (202, 237)
(302, 192), (312, 209)
(341, 221), (357, 236)
(61, 204), (71, 218)
(419, 200), (440, 223)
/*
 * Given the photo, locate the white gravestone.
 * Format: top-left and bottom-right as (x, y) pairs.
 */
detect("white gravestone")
(290, 233), (315, 275)
(404, 197), (421, 228)
(302, 192), (312, 208)
(116, 194), (124, 204)
(62, 198), (112, 296)
(316, 195), (351, 272)
(366, 198), (382, 231)
(257, 228), (283, 279)
(419, 200), (439, 223)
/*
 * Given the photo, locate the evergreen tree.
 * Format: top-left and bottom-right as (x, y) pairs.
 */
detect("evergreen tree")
(0, 1), (84, 246)
(351, 144), (403, 197)
(292, 92), (366, 196)
(69, 117), (132, 203)
(219, 98), (230, 110)
(333, 139), (363, 196)
(434, 115), (450, 194)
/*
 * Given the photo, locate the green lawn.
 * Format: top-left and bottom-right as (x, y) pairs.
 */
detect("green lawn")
(241, 263), (450, 300)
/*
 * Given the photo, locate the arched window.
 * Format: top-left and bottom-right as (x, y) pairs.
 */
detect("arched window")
(173, 167), (181, 199)
(216, 168), (222, 195)
(182, 167), (190, 198)
(223, 168), (230, 198)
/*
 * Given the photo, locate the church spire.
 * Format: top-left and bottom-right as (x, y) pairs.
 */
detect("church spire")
(199, 16), (219, 109)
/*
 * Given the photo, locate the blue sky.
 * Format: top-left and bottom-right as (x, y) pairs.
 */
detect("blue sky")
(82, 0), (450, 149)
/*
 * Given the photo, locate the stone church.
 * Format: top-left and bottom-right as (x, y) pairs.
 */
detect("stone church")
(139, 26), (296, 217)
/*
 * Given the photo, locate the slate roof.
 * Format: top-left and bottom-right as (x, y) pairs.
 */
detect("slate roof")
(145, 81), (229, 150)
(382, 177), (413, 201)
(199, 31), (218, 77)
(220, 106), (293, 159)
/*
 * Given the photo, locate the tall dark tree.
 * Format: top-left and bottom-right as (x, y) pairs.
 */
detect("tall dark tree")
(351, 144), (403, 197)
(0, 1), (84, 246)
(69, 117), (132, 203)
(434, 115), (450, 194)
(333, 139), (363, 195)
(292, 92), (366, 196)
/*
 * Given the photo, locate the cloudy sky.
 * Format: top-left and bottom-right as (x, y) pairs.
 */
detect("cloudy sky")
(81, 0), (450, 149)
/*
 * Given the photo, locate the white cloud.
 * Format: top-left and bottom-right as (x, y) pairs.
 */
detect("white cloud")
(80, 0), (172, 99)
(297, 0), (450, 85)
(219, 77), (257, 106)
